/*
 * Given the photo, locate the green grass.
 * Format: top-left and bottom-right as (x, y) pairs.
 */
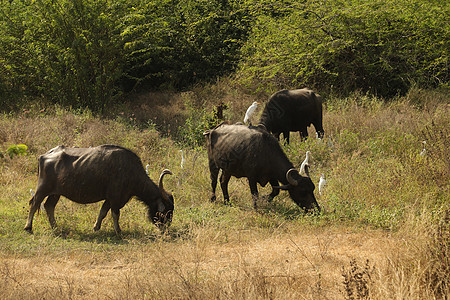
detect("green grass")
(0, 87), (448, 298)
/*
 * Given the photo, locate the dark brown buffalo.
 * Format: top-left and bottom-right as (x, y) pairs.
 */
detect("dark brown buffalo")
(24, 145), (174, 234)
(204, 123), (319, 211)
(259, 88), (324, 143)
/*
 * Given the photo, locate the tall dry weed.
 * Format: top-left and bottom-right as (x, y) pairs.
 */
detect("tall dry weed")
(341, 258), (374, 300)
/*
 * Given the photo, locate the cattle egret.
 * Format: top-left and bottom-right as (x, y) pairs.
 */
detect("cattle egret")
(244, 101), (259, 124)
(419, 141), (427, 156)
(30, 189), (34, 196)
(145, 164), (150, 175)
(300, 151), (311, 176)
(318, 174), (326, 195)
(180, 150), (185, 169)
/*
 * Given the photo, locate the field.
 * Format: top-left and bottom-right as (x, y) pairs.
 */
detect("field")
(0, 87), (449, 299)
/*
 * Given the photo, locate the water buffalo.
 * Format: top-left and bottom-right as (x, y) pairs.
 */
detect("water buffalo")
(259, 88), (324, 143)
(203, 123), (320, 211)
(24, 145), (174, 235)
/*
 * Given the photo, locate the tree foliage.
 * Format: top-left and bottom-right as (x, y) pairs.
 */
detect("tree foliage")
(238, 0), (449, 97)
(0, 0), (447, 110)
(0, 0), (125, 111)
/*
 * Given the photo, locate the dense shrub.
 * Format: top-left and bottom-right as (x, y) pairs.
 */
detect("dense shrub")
(0, 0), (126, 111)
(0, 0), (447, 110)
(237, 0), (449, 97)
(0, 0), (250, 111)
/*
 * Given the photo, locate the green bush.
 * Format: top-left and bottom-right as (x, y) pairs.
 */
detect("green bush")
(237, 0), (449, 97)
(0, 0), (251, 110)
(4, 144), (28, 159)
(0, 0), (126, 111)
(0, 0), (447, 110)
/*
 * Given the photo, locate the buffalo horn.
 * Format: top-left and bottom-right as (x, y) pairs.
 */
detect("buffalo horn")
(158, 169), (173, 200)
(286, 168), (299, 186)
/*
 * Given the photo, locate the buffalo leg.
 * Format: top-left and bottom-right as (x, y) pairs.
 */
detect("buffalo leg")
(24, 191), (47, 232)
(268, 179), (280, 202)
(111, 207), (121, 235)
(317, 130), (324, 139)
(283, 131), (290, 144)
(315, 124), (324, 139)
(43, 195), (61, 229)
(209, 160), (219, 202)
(94, 200), (111, 231)
(300, 127), (308, 140)
(248, 179), (259, 209)
(220, 172), (232, 205)
(313, 116), (324, 139)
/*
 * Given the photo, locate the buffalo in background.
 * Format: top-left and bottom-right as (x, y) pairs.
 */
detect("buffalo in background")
(259, 88), (324, 143)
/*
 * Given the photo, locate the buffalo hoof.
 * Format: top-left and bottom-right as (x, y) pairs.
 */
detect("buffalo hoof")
(210, 195), (216, 202)
(24, 227), (33, 234)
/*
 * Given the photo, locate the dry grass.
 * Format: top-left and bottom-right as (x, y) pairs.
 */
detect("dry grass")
(0, 85), (448, 299)
(0, 228), (400, 299)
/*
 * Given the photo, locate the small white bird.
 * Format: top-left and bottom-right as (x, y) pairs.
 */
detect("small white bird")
(300, 151), (311, 176)
(419, 141), (427, 156)
(180, 150), (185, 169)
(30, 189), (34, 197)
(145, 164), (150, 175)
(318, 174), (326, 195)
(244, 101), (259, 124)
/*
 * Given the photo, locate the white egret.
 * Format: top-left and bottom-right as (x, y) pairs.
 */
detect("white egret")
(419, 141), (427, 156)
(244, 101), (259, 125)
(145, 164), (150, 175)
(30, 189), (34, 197)
(318, 174), (326, 195)
(299, 151), (311, 176)
(180, 150), (185, 169)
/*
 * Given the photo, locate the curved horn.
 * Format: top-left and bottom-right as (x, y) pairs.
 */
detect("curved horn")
(286, 168), (299, 186)
(158, 169), (173, 198)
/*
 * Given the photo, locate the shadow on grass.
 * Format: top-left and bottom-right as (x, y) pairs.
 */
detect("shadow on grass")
(48, 224), (193, 245)
(225, 195), (320, 221)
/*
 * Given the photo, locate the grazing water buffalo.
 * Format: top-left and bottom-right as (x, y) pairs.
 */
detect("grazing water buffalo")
(259, 88), (324, 143)
(24, 145), (174, 235)
(203, 123), (320, 211)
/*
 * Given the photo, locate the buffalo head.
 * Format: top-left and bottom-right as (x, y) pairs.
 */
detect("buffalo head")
(275, 168), (320, 212)
(148, 169), (174, 230)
